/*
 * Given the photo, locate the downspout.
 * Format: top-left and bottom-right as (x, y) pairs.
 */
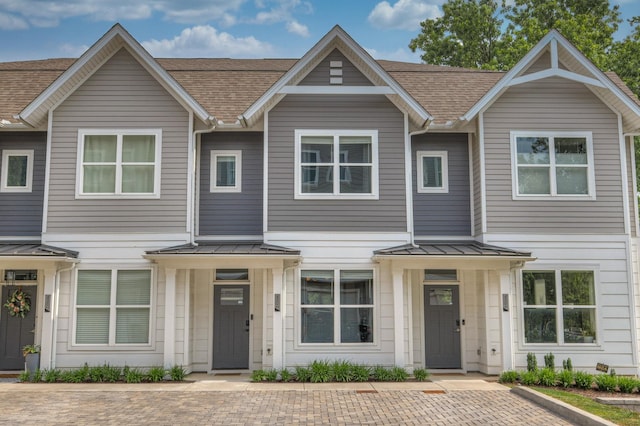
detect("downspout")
(51, 261), (77, 369)
(191, 118), (217, 245)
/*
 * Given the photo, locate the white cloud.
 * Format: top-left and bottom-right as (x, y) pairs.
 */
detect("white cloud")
(286, 20), (309, 37)
(141, 25), (273, 58)
(366, 46), (422, 63)
(368, 0), (442, 31)
(0, 0), (245, 27)
(58, 43), (90, 57)
(0, 11), (27, 29)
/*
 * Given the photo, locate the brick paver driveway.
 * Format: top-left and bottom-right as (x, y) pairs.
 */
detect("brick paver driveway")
(0, 388), (571, 425)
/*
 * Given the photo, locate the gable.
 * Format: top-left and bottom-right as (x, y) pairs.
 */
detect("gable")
(299, 49), (373, 87)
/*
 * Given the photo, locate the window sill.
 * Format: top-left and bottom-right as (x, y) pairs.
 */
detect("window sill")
(75, 193), (161, 200)
(294, 194), (379, 201)
(68, 343), (154, 351)
(512, 194), (596, 201)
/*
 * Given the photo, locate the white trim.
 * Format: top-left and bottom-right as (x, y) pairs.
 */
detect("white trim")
(196, 235), (264, 242)
(75, 128), (162, 199)
(507, 68), (606, 88)
(279, 86), (395, 95)
(210, 150), (242, 193)
(294, 129), (379, 200)
(468, 134), (475, 237)
(42, 110), (53, 233)
(1, 149), (33, 192)
(416, 150), (449, 193)
(404, 114), (414, 236)
(479, 112), (488, 235)
(186, 111), (194, 236)
(509, 131), (596, 200)
(618, 114), (631, 236)
(263, 109), (269, 234)
(630, 136), (640, 237)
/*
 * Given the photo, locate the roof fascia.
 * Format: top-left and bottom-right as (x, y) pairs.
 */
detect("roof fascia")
(18, 24), (213, 126)
(462, 30), (640, 121)
(241, 25), (431, 126)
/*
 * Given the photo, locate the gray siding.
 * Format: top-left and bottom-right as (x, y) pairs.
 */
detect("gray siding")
(627, 136), (637, 237)
(300, 49), (373, 86)
(268, 95), (406, 232)
(483, 77), (624, 234)
(47, 48), (190, 233)
(472, 131), (482, 236)
(412, 133), (470, 236)
(199, 132), (263, 236)
(0, 132), (45, 236)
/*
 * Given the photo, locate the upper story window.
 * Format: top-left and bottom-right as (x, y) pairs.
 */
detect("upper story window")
(417, 151), (448, 193)
(294, 130), (378, 200)
(511, 132), (595, 200)
(211, 150), (241, 192)
(522, 269), (597, 345)
(1, 149), (33, 192)
(76, 129), (161, 198)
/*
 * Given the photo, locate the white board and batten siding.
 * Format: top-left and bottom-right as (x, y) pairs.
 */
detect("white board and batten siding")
(483, 77), (625, 235)
(45, 48), (191, 241)
(488, 234), (636, 373)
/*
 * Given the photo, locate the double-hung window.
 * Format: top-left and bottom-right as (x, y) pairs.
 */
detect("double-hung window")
(211, 150), (241, 192)
(300, 270), (374, 344)
(77, 129), (161, 197)
(522, 270), (597, 345)
(295, 130), (378, 199)
(75, 269), (152, 346)
(511, 132), (595, 199)
(1, 149), (33, 192)
(417, 151), (448, 193)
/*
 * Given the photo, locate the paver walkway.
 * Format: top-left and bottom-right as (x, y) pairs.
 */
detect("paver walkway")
(0, 380), (572, 425)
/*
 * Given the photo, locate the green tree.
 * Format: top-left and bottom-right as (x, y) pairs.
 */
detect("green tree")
(408, 0), (503, 70)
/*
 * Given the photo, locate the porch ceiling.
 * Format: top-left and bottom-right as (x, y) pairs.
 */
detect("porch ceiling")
(374, 241), (532, 259)
(0, 242), (78, 259)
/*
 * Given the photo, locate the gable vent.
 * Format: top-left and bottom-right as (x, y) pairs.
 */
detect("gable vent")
(330, 60), (343, 85)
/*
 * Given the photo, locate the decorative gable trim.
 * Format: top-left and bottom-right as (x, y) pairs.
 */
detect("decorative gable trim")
(461, 30), (640, 129)
(241, 25), (431, 128)
(18, 24), (213, 127)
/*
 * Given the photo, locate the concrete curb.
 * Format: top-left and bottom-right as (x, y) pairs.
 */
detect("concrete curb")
(511, 386), (617, 426)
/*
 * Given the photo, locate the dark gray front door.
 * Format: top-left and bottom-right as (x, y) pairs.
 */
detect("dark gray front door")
(213, 285), (250, 369)
(0, 286), (36, 370)
(424, 285), (461, 369)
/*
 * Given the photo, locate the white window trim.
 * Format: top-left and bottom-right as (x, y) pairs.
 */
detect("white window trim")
(416, 150), (449, 193)
(295, 267), (379, 349)
(510, 131), (596, 200)
(518, 267), (600, 348)
(1, 149), (33, 192)
(70, 266), (155, 350)
(210, 150), (242, 193)
(75, 129), (162, 199)
(294, 129), (379, 200)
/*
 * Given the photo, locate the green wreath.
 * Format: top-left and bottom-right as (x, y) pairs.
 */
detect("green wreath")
(4, 288), (31, 318)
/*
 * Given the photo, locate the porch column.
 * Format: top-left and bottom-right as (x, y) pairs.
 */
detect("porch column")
(39, 267), (56, 370)
(499, 269), (514, 371)
(164, 268), (176, 368)
(182, 270), (191, 369)
(272, 267), (284, 370)
(392, 266), (405, 367)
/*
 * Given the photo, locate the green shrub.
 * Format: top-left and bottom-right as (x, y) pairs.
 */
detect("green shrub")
(264, 369), (278, 382)
(562, 358), (573, 372)
(73, 364), (90, 383)
(544, 353), (555, 369)
(526, 353), (537, 372)
(332, 360), (353, 382)
(538, 368), (557, 387)
(309, 360), (333, 383)
(294, 366), (311, 382)
(574, 371), (594, 390)
(595, 374), (618, 392)
(251, 369), (266, 382)
(146, 366), (165, 382)
(617, 377), (637, 394)
(556, 369), (574, 388)
(279, 369), (292, 382)
(498, 370), (518, 384)
(520, 370), (539, 386)
(413, 368), (430, 382)
(168, 365), (186, 381)
(18, 370), (30, 382)
(59, 370), (77, 383)
(372, 365), (392, 382)
(124, 368), (144, 383)
(351, 364), (371, 382)
(389, 367), (408, 382)
(43, 368), (60, 383)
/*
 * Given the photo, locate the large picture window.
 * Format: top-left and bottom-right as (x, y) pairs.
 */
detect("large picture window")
(300, 270), (374, 344)
(522, 270), (597, 345)
(511, 132), (595, 199)
(1, 149), (33, 192)
(75, 269), (152, 346)
(77, 129), (161, 197)
(295, 130), (378, 199)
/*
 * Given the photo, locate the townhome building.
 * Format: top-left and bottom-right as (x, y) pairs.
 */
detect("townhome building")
(1, 24), (640, 376)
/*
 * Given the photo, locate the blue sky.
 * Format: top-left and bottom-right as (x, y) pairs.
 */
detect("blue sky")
(0, 0), (639, 63)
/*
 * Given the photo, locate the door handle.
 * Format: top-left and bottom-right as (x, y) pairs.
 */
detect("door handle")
(245, 319), (250, 332)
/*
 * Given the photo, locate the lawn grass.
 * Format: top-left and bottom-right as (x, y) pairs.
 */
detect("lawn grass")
(532, 387), (640, 426)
